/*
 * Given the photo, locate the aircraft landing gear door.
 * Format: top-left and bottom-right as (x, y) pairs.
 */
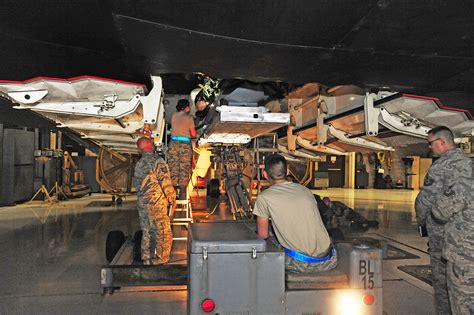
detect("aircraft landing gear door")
(187, 222), (285, 314)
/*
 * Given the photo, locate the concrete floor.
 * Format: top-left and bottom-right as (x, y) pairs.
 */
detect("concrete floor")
(0, 189), (436, 314)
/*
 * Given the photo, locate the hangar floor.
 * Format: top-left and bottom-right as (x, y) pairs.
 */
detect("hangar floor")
(0, 189), (436, 314)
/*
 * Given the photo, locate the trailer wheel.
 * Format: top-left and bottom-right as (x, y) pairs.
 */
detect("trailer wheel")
(105, 230), (125, 263)
(133, 230), (143, 263)
(208, 179), (220, 198)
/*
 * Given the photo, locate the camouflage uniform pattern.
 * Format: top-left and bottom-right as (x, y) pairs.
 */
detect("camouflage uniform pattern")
(168, 140), (193, 189)
(285, 245), (338, 273)
(314, 195), (332, 226)
(329, 201), (368, 227)
(135, 152), (176, 264)
(446, 260), (474, 315)
(415, 148), (471, 314)
(430, 149), (473, 314)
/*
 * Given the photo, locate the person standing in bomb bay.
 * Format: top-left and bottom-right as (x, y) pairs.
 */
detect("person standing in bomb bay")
(168, 99), (196, 200)
(135, 137), (176, 265)
(415, 126), (472, 314)
(425, 127), (472, 315)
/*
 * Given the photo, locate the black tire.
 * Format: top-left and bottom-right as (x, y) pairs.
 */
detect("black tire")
(116, 197), (123, 205)
(105, 230), (125, 263)
(133, 230), (143, 263)
(208, 179), (220, 198)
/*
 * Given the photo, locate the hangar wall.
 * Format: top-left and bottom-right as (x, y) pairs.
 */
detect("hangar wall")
(0, 126), (35, 205)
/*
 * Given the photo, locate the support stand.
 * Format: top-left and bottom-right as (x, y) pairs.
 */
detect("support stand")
(49, 182), (68, 200)
(30, 182), (67, 202)
(30, 185), (54, 202)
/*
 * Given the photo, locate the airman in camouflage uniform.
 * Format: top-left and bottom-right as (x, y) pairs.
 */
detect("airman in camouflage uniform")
(253, 154), (338, 274)
(135, 137), (176, 264)
(415, 126), (471, 314)
(429, 134), (473, 314)
(322, 197), (379, 230)
(169, 99), (196, 200)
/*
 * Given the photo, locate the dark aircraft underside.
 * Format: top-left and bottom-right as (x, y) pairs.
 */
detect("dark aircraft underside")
(0, 0), (472, 114)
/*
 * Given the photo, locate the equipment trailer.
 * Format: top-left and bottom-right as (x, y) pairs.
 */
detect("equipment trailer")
(188, 222), (383, 314)
(102, 221), (383, 314)
(100, 231), (187, 295)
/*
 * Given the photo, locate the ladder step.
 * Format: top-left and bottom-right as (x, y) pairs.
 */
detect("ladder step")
(171, 199), (193, 242)
(172, 237), (187, 241)
(173, 218), (193, 222)
(171, 223), (191, 226)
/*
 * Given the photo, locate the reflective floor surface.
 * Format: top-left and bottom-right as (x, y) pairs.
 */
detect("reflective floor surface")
(0, 189), (436, 314)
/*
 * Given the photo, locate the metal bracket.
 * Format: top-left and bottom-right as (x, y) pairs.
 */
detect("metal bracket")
(59, 120), (143, 133)
(328, 125), (394, 151)
(378, 107), (430, 139)
(140, 76), (163, 124)
(286, 125), (297, 151)
(296, 136), (348, 155)
(278, 144), (325, 159)
(139, 76), (166, 144)
(7, 89), (48, 104)
(252, 246), (257, 259)
(203, 247), (208, 260)
(218, 106), (290, 124)
(94, 94), (118, 112)
(13, 94), (141, 118)
(364, 92), (380, 136)
(198, 133), (252, 145)
(83, 134), (137, 142)
(316, 112), (328, 145)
